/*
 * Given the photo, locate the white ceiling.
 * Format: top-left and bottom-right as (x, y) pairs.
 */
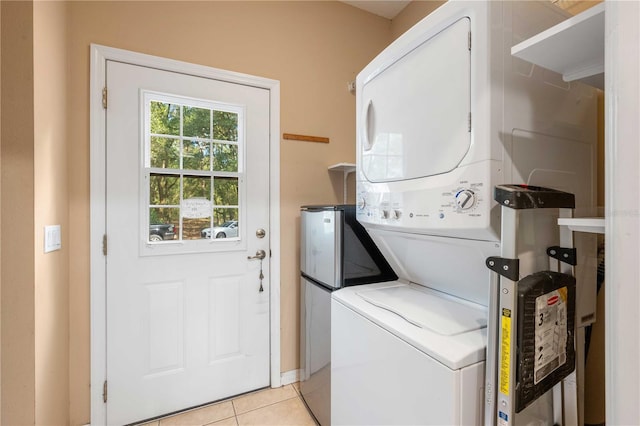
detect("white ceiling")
(342, 0), (412, 19)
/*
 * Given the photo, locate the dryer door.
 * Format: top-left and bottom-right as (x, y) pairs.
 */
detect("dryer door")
(361, 17), (471, 182)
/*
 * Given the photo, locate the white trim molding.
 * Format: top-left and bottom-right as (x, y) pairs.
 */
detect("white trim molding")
(89, 44), (281, 425)
(604, 2), (640, 425)
(280, 369), (302, 387)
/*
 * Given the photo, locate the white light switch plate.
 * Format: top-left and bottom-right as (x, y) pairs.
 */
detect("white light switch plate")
(44, 225), (61, 253)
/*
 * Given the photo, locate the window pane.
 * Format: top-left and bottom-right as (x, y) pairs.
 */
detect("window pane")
(183, 217), (210, 240)
(213, 111), (238, 141)
(149, 208), (179, 242)
(213, 209), (239, 225)
(214, 177), (238, 206)
(183, 175), (211, 200)
(183, 106), (211, 138)
(183, 140), (210, 171)
(150, 101), (180, 136)
(212, 143), (238, 172)
(150, 137), (180, 169)
(211, 208), (239, 239)
(150, 174), (180, 205)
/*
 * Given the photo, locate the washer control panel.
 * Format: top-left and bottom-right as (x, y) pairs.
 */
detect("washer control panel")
(356, 173), (496, 239)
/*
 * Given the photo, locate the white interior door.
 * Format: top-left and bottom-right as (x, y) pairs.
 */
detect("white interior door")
(105, 60), (270, 425)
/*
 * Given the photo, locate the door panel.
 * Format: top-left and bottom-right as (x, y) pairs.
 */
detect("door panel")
(300, 210), (340, 288)
(300, 278), (332, 426)
(105, 60), (270, 425)
(145, 281), (184, 375)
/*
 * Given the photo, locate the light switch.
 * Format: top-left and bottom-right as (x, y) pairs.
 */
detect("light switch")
(44, 225), (61, 253)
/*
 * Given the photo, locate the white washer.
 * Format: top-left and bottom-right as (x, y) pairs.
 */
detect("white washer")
(331, 281), (486, 425)
(331, 232), (498, 425)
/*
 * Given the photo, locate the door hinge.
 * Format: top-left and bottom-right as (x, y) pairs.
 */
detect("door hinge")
(103, 380), (108, 403)
(468, 31), (471, 51)
(102, 87), (108, 109)
(102, 234), (107, 256)
(468, 112), (472, 132)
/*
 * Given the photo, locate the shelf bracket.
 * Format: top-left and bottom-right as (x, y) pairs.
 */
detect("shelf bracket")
(328, 163), (356, 203)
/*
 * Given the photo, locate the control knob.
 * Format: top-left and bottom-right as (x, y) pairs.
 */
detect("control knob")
(455, 189), (477, 210)
(357, 197), (366, 210)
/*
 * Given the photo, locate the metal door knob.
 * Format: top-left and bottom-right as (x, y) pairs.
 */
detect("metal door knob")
(256, 228), (266, 238)
(248, 249), (266, 260)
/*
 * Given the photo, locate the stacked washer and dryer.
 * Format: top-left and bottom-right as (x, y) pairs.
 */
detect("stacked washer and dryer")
(331, 1), (597, 425)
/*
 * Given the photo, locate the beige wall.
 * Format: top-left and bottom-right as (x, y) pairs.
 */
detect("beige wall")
(391, 0), (444, 40)
(34, 1), (70, 425)
(66, 2), (390, 423)
(0, 0), (3, 417)
(1, 2), (36, 425)
(0, 2), (70, 424)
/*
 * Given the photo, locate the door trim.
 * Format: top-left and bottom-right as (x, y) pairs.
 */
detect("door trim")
(89, 44), (281, 425)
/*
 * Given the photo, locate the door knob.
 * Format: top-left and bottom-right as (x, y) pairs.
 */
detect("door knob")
(248, 249), (266, 260)
(256, 228), (266, 238)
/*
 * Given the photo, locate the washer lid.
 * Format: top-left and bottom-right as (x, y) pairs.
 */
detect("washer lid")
(357, 285), (486, 336)
(333, 282), (487, 370)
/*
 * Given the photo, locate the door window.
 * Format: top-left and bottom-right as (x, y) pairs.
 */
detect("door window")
(144, 92), (244, 246)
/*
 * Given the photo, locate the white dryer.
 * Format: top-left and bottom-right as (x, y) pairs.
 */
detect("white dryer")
(332, 0), (597, 424)
(355, 0), (597, 247)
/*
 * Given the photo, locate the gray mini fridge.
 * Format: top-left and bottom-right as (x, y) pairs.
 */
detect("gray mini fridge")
(299, 205), (396, 425)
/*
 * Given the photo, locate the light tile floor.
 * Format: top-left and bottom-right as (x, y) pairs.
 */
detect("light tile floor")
(139, 383), (317, 426)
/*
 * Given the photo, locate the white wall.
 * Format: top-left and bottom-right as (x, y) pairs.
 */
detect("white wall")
(605, 1), (640, 424)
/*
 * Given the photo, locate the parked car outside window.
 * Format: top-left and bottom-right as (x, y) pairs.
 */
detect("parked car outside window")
(149, 223), (176, 241)
(201, 220), (238, 239)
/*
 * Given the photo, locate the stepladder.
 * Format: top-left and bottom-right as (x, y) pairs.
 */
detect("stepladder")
(484, 184), (595, 426)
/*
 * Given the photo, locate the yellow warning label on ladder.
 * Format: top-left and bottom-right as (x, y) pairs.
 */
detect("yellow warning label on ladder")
(500, 308), (512, 396)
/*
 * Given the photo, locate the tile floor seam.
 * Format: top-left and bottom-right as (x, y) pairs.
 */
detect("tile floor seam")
(148, 384), (313, 425)
(201, 415), (238, 426)
(234, 395), (301, 417)
(231, 385), (298, 415)
(235, 396), (315, 426)
(216, 413), (236, 422)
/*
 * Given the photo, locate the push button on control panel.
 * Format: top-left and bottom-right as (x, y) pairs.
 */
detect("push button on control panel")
(382, 209), (402, 220)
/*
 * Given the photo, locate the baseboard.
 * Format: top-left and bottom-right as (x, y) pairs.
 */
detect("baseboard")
(280, 369), (301, 386)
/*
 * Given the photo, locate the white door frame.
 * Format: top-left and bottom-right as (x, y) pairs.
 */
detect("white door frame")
(605, 2), (640, 424)
(89, 44), (281, 425)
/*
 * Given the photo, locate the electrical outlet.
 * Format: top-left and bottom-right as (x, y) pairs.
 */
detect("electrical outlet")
(44, 225), (61, 253)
